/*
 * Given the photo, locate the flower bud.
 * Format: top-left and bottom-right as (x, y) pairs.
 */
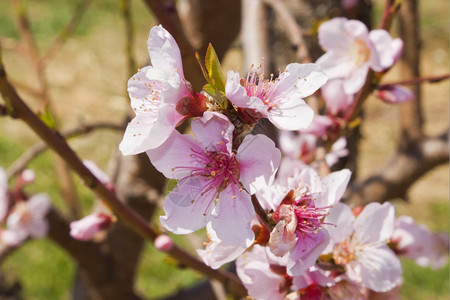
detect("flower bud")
(154, 234), (173, 252)
(70, 213), (112, 241)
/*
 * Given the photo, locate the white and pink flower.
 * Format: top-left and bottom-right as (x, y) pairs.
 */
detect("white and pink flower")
(258, 167), (351, 276)
(391, 215), (449, 269)
(225, 63), (327, 130)
(147, 111), (281, 247)
(119, 25), (207, 155)
(325, 202), (402, 292)
(316, 17), (403, 95)
(2, 194), (51, 246)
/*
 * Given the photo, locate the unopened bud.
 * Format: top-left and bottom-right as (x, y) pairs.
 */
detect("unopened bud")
(21, 169), (35, 184)
(70, 213), (112, 241)
(154, 234), (173, 252)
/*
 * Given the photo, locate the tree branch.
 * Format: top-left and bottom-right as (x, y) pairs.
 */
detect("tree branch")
(6, 121), (124, 179)
(347, 131), (449, 205)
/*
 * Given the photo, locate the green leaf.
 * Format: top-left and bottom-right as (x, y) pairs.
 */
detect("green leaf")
(203, 84), (228, 109)
(38, 105), (56, 129)
(204, 43), (226, 92)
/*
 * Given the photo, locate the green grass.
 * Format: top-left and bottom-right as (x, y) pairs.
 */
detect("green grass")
(401, 258), (449, 300)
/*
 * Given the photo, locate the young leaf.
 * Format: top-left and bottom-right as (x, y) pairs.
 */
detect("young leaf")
(205, 43), (226, 92)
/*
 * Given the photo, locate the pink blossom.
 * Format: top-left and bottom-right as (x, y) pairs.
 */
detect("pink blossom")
(325, 202), (402, 292)
(377, 85), (415, 104)
(258, 167), (351, 276)
(119, 25), (207, 155)
(3, 194), (51, 246)
(147, 111), (281, 247)
(392, 215), (449, 269)
(225, 63), (327, 130)
(70, 213), (112, 241)
(317, 17), (403, 94)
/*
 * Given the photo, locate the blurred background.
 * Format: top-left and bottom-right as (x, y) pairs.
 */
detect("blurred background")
(0, 0), (448, 299)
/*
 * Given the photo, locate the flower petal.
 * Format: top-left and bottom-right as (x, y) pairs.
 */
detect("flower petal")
(354, 202), (395, 244)
(147, 25), (184, 76)
(160, 178), (215, 234)
(268, 96), (314, 130)
(146, 129), (201, 179)
(285, 63), (328, 98)
(358, 246), (402, 292)
(210, 186), (254, 247)
(237, 134), (281, 194)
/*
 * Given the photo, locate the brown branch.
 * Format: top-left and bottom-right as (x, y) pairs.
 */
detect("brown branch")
(264, 0), (311, 63)
(379, 74), (449, 87)
(119, 0), (136, 78)
(40, 0), (93, 64)
(379, 0), (400, 30)
(0, 60), (246, 297)
(6, 121), (124, 179)
(347, 131), (449, 205)
(398, 0), (423, 144)
(0, 36), (24, 53)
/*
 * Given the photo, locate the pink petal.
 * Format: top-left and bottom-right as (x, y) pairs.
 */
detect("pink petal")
(321, 79), (354, 116)
(237, 134), (281, 194)
(325, 202), (355, 244)
(287, 229), (330, 276)
(27, 194), (51, 218)
(316, 52), (354, 79)
(369, 29), (403, 70)
(160, 178), (215, 234)
(318, 17), (353, 51)
(343, 63), (370, 94)
(210, 186), (254, 247)
(147, 25), (184, 76)
(191, 112), (234, 152)
(146, 129), (201, 179)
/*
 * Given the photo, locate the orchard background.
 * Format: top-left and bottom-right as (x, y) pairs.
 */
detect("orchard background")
(0, 0), (448, 299)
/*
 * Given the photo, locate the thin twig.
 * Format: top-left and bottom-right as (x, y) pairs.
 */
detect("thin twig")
(6, 122), (124, 179)
(379, 74), (449, 87)
(40, 0), (93, 63)
(119, 0), (136, 78)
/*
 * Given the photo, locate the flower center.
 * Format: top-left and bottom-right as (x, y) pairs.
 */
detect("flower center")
(333, 239), (355, 265)
(351, 38), (371, 67)
(14, 202), (31, 224)
(185, 146), (240, 194)
(242, 66), (279, 110)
